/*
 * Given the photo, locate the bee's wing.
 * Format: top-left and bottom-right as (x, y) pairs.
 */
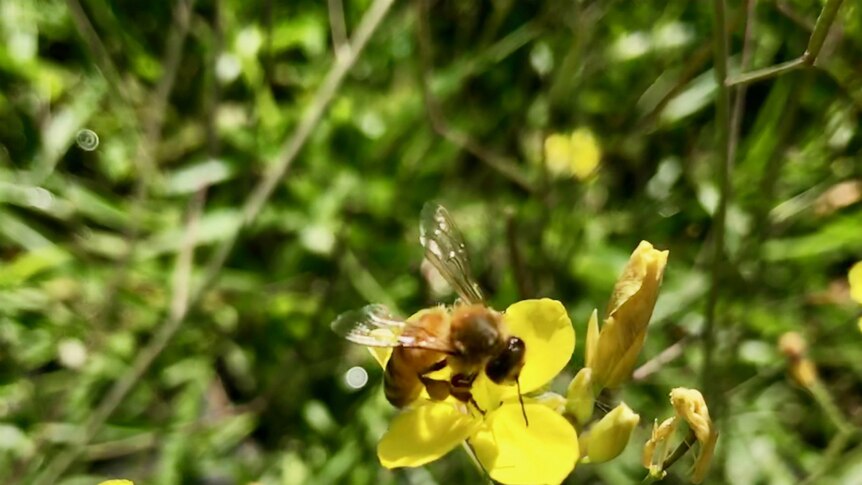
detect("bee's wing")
(419, 203), (484, 305)
(331, 304), (454, 353)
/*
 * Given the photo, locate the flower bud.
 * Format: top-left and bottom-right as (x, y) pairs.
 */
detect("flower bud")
(566, 368), (595, 426)
(591, 242), (668, 390)
(584, 402), (640, 463)
(778, 331), (818, 388)
(669, 388), (717, 484)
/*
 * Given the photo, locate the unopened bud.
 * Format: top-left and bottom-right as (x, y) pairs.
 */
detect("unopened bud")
(584, 402), (640, 463)
(566, 368), (595, 426)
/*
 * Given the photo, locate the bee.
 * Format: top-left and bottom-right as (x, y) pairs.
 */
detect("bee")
(332, 203), (528, 423)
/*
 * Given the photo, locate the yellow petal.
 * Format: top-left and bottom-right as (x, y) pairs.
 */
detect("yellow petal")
(378, 401), (481, 468)
(669, 388), (717, 484)
(470, 403), (579, 485)
(569, 128), (601, 180)
(592, 242), (668, 389)
(585, 309), (598, 369)
(503, 299), (575, 393)
(849, 261), (862, 304)
(858, 316), (862, 334)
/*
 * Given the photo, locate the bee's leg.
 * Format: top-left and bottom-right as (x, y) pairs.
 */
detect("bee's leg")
(419, 376), (451, 401)
(418, 359), (451, 401)
(450, 373), (484, 415)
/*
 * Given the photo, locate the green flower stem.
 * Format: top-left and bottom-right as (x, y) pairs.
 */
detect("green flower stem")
(727, 0), (844, 86)
(702, 0), (731, 407)
(810, 381), (855, 435)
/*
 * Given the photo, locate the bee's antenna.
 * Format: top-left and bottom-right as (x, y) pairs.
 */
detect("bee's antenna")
(516, 377), (528, 427)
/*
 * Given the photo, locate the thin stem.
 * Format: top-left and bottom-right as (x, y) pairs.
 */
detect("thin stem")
(633, 336), (690, 381)
(30, 0), (395, 482)
(809, 381), (855, 434)
(727, 0), (844, 86)
(702, 0), (731, 407)
(662, 429), (697, 470)
(328, 0), (350, 59)
(799, 428), (855, 485)
(728, 0), (757, 166)
(726, 57), (806, 86)
(505, 209), (532, 299)
(804, 0), (844, 63)
(414, 0), (533, 192)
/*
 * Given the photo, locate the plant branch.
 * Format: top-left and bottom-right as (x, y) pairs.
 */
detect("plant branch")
(633, 336), (690, 381)
(505, 208), (532, 299)
(701, 0), (731, 407)
(30, 0), (395, 482)
(727, 0), (844, 86)
(328, 0), (350, 60)
(414, 0), (533, 192)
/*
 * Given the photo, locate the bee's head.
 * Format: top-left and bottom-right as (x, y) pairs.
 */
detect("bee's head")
(485, 336), (526, 384)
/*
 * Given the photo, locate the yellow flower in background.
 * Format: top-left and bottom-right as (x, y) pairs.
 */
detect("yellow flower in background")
(641, 388), (716, 484)
(778, 331), (818, 388)
(543, 128), (601, 180)
(669, 388), (717, 484)
(849, 261), (862, 332)
(581, 402), (640, 463)
(586, 241), (669, 390)
(376, 299), (578, 485)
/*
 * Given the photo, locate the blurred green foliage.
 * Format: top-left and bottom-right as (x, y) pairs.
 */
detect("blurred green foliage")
(1, 0), (861, 483)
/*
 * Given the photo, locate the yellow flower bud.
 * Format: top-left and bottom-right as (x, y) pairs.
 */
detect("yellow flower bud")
(566, 368), (595, 426)
(583, 402), (640, 463)
(778, 331), (819, 388)
(642, 417), (677, 472)
(669, 388), (717, 484)
(591, 241), (668, 390)
(584, 309), (599, 369)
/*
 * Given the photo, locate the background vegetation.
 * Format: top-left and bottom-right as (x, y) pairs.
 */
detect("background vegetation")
(1, 0), (861, 483)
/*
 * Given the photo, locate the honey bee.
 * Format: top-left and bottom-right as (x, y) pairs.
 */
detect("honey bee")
(332, 203), (528, 422)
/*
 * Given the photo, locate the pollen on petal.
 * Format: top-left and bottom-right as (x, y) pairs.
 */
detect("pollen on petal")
(378, 401), (480, 468)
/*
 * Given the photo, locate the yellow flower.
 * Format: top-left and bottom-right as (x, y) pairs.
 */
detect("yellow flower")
(849, 261), (862, 332)
(542, 128), (601, 180)
(582, 402), (640, 463)
(377, 299), (578, 485)
(586, 241), (669, 390)
(669, 388), (718, 484)
(642, 388), (716, 484)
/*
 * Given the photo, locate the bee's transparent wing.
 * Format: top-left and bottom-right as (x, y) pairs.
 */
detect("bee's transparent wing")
(419, 203), (484, 305)
(331, 304), (453, 353)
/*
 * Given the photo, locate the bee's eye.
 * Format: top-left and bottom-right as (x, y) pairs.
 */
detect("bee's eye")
(485, 337), (526, 383)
